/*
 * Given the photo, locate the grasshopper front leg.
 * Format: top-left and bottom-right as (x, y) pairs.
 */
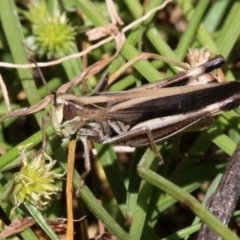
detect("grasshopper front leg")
(76, 136), (91, 194)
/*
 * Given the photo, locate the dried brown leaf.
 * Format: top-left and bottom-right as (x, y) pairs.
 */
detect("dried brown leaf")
(57, 58), (113, 94)
(86, 24), (119, 41)
(0, 96), (51, 123)
(106, 0), (124, 26)
(0, 217), (35, 238)
(86, 0), (125, 47)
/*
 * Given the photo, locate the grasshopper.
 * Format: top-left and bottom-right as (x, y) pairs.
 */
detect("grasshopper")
(49, 54), (240, 182)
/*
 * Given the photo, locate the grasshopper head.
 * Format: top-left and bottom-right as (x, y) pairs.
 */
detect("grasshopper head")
(50, 93), (82, 138)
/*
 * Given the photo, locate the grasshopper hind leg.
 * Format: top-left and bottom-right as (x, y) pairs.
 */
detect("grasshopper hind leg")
(133, 126), (164, 164)
(144, 127), (164, 164)
(103, 125), (165, 164)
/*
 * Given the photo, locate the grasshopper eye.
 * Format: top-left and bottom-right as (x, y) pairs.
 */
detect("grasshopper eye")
(62, 102), (78, 122)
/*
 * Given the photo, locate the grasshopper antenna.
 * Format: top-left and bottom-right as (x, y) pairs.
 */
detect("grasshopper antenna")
(93, 71), (110, 93)
(30, 56), (58, 107)
(28, 55), (52, 151)
(52, 90), (58, 108)
(29, 55), (52, 101)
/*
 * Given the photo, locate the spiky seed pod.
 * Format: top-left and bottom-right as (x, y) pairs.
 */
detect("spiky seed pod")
(3, 144), (64, 211)
(32, 14), (76, 58)
(22, 1), (76, 58)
